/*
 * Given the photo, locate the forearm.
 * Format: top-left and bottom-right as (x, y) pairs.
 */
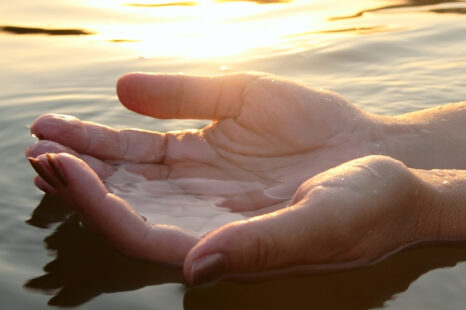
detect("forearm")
(413, 168), (466, 241)
(374, 101), (466, 169)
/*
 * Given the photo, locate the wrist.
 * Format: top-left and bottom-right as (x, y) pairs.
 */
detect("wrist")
(364, 113), (421, 167)
(413, 168), (466, 241)
(369, 102), (466, 170)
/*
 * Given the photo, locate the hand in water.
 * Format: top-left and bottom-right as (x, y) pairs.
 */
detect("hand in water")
(25, 72), (436, 285)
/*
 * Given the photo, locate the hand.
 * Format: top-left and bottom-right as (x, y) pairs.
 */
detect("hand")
(25, 72), (399, 282)
(183, 155), (431, 285)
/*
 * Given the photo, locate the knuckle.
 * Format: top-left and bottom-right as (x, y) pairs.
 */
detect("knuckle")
(218, 221), (281, 273)
(245, 225), (279, 272)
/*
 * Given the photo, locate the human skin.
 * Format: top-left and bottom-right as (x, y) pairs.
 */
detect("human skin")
(25, 72), (466, 285)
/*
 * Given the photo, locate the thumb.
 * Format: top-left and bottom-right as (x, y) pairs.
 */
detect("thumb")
(183, 205), (314, 286)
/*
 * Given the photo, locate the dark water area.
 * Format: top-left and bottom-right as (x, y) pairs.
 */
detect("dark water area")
(1, 0), (466, 308)
(0, 26), (93, 36)
(329, 0), (466, 20)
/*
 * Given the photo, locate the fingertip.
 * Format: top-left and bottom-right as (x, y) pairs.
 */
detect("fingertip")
(34, 175), (58, 195)
(29, 153), (60, 188)
(24, 146), (32, 158)
(185, 252), (228, 286)
(27, 156), (38, 165)
(183, 224), (240, 285)
(30, 113), (80, 142)
(116, 72), (145, 111)
(30, 113), (58, 131)
(30, 113), (51, 138)
(50, 153), (109, 212)
(117, 72), (145, 86)
(25, 141), (46, 158)
(25, 140), (78, 159)
(52, 152), (92, 176)
(28, 154), (59, 195)
(52, 152), (104, 190)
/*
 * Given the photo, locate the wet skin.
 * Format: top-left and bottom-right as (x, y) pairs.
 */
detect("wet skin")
(26, 72), (466, 285)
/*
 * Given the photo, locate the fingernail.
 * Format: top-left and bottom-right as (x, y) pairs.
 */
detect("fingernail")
(28, 157), (42, 176)
(47, 154), (68, 187)
(190, 253), (227, 286)
(28, 156), (57, 188)
(28, 156), (38, 166)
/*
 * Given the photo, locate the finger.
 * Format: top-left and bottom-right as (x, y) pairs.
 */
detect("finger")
(26, 140), (114, 179)
(33, 153), (200, 264)
(183, 194), (364, 286)
(33, 175), (58, 195)
(116, 72), (263, 120)
(30, 114), (166, 162)
(182, 204), (306, 286)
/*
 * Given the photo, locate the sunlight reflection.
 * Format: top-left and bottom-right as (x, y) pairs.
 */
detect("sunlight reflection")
(3, 0), (450, 60)
(90, 0), (327, 59)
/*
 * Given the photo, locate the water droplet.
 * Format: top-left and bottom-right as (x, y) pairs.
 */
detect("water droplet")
(432, 169), (445, 177)
(354, 163), (381, 178)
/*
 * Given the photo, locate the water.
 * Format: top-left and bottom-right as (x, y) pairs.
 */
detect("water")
(1, 0), (466, 308)
(105, 167), (252, 236)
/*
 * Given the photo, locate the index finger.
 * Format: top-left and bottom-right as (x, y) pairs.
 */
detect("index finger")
(31, 114), (167, 163)
(116, 72), (263, 120)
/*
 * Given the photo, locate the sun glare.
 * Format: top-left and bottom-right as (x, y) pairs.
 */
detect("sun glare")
(80, 0), (327, 59)
(0, 0), (406, 61)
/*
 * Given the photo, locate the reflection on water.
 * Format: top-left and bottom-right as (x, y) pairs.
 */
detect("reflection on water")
(125, 2), (197, 7)
(185, 245), (466, 310)
(1, 0), (466, 308)
(330, 0), (466, 20)
(1, 0), (465, 59)
(216, 0), (291, 3)
(108, 39), (141, 43)
(287, 26), (390, 37)
(25, 196), (466, 308)
(0, 26), (93, 36)
(126, 0), (292, 4)
(25, 195), (182, 307)
(431, 7), (466, 13)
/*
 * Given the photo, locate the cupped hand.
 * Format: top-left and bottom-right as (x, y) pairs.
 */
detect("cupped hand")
(26, 72), (392, 282)
(183, 155), (429, 285)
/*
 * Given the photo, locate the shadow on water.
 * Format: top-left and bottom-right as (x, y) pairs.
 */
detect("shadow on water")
(431, 7), (466, 13)
(185, 245), (466, 310)
(25, 196), (466, 309)
(329, 0), (466, 20)
(0, 26), (93, 36)
(24, 195), (183, 307)
(285, 26), (396, 38)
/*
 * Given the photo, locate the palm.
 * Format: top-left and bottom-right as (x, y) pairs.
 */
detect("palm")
(27, 72), (378, 264)
(158, 75), (374, 209)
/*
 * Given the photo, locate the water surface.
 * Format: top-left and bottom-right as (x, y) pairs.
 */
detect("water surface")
(1, 0), (466, 308)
